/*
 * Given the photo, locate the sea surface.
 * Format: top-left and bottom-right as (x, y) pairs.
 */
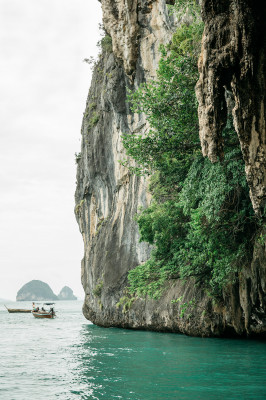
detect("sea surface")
(1, 300), (266, 400)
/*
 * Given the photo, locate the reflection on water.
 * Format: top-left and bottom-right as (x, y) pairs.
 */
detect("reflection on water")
(1, 301), (266, 400)
(74, 324), (266, 400)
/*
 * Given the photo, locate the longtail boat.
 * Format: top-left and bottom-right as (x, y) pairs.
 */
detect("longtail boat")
(4, 305), (32, 313)
(32, 302), (56, 319)
(32, 311), (55, 319)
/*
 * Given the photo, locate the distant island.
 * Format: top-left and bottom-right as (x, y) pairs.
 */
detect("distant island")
(16, 280), (58, 301)
(58, 286), (77, 300)
(16, 280), (77, 301)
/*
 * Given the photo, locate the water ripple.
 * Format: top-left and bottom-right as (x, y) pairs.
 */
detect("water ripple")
(1, 301), (266, 400)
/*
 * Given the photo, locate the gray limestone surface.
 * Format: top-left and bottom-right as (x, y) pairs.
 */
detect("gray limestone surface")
(75, 0), (266, 337)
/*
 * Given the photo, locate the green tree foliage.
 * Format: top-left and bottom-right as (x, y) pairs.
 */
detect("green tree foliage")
(122, 28), (200, 184)
(122, 2), (257, 299)
(98, 35), (113, 53)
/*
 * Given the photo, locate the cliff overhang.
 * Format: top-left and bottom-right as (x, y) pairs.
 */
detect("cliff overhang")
(196, 0), (266, 215)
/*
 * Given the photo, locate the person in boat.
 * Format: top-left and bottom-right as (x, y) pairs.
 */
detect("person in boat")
(32, 303), (39, 312)
(50, 307), (54, 316)
(41, 307), (46, 312)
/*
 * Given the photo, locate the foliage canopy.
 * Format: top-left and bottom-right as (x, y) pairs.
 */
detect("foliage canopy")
(122, 2), (257, 300)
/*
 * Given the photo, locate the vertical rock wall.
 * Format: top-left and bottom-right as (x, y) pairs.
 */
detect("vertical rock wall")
(75, 0), (176, 328)
(195, 0), (266, 336)
(75, 0), (266, 337)
(196, 0), (266, 215)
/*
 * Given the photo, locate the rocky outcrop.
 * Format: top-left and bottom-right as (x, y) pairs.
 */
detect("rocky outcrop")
(16, 280), (58, 301)
(101, 0), (174, 78)
(75, 0), (176, 329)
(196, 0), (266, 215)
(75, 0), (266, 337)
(58, 286), (77, 300)
(101, 0), (139, 76)
(194, 0), (266, 337)
(225, 232), (266, 337)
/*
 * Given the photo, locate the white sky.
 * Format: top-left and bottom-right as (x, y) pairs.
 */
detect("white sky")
(0, 0), (102, 300)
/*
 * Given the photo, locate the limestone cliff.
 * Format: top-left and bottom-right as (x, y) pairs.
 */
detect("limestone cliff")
(75, 0), (266, 337)
(75, 0), (175, 330)
(196, 0), (266, 215)
(194, 0), (266, 336)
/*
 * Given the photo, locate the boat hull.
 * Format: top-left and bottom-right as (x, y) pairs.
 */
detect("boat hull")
(5, 307), (32, 313)
(32, 312), (55, 319)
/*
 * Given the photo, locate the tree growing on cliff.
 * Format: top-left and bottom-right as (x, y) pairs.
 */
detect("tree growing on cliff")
(122, 2), (257, 299)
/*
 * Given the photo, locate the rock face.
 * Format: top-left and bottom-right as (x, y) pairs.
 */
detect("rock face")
(75, 0), (174, 329)
(194, 0), (266, 336)
(58, 286), (77, 300)
(196, 0), (266, 215)
(16, 280), (58, 301)
(75, 0), (266, 337)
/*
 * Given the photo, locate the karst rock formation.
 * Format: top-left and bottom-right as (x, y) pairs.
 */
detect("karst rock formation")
(75, 0), (266, 337)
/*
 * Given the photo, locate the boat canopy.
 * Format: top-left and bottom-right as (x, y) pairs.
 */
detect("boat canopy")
(44, 303), (55, 305)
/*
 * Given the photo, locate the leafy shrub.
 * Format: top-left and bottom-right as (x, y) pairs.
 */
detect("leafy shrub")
(123, 2), (257, 299)
(93, 281), (103, 297)
(98, 35), (113, 53)
(88, 111), (99, 129)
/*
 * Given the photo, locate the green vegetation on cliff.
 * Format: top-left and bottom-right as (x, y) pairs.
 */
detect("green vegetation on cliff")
(122, 0), (258, 299)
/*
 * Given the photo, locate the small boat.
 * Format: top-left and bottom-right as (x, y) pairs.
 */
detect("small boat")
(32, 311), (54, 319)
(32, 303), (56, 319)
(4, 305), (32, 313)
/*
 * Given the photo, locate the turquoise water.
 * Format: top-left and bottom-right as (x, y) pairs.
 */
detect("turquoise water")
(1, 301), (266, 399)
